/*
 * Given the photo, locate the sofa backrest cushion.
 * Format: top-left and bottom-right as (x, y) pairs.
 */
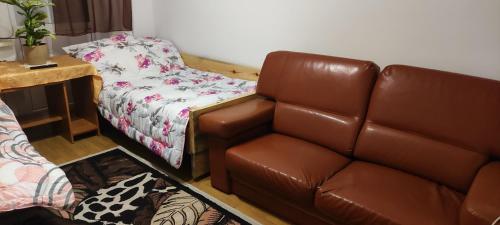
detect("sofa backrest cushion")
(257, 51), (379, 155)
(355, 65), (500, 192)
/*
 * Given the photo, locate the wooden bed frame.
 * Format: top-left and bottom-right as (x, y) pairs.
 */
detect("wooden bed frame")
(180, 53), (260, 178)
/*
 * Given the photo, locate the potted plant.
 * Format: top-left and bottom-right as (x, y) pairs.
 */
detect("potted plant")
(0, 0), (55, 65)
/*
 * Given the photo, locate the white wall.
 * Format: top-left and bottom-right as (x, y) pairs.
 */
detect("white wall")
(132, 0), (156, 37)
(0, 3), (16, 60)
(0, 4), (14, 38)
(153, 0), (500, 80)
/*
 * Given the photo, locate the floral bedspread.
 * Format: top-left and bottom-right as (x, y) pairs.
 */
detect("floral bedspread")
(0, 99), (74, 212)
(64, 34), (256, 168)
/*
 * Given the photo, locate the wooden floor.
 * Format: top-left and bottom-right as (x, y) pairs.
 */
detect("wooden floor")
(32, 134), (289, 225)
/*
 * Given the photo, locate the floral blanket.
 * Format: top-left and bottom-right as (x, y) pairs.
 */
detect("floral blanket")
(0, 99), (74, 212)
(63, 34), (256, 168)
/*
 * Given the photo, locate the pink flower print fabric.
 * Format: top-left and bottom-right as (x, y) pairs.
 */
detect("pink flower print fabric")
(164, 78), (181, 85)
(64, 34), (257, 169)
(114, 81), (132, 88)
(135, 54), (152, 69)
(144, 94), (163, 103)
(63, 33), (185, 82)
(111, 33), (127, 42)
(179, 108), (190, 119)
(83, 49), (104, 62)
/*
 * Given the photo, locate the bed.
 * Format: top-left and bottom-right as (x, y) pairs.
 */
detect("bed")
(0, 98), (74, 212)
(64, 34), (259, 178)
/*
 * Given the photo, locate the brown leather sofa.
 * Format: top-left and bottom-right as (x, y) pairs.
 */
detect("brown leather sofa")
(199, 51), (500, 225)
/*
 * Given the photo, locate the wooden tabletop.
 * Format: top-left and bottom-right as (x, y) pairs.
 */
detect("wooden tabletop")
(0, 55), (99, 92)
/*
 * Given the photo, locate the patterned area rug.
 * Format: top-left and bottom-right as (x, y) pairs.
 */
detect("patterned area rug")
(1, 147), (254, 225)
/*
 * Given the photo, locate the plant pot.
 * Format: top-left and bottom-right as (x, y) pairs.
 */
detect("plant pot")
(23, 44), (49, 65)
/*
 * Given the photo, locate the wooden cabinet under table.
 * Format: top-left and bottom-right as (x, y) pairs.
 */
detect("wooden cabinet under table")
(0, 55), (101, 142)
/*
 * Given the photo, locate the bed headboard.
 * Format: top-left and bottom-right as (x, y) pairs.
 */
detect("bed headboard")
(180, 53), (259, 81)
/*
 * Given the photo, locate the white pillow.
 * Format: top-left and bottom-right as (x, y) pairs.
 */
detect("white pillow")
(63, 33), (184, 79)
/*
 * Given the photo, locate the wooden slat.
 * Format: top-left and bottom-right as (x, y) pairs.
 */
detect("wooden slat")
(191, 150), (210, 179)
(45, 82), (73, 143)
(71, 76), (100, 136)
(18, 112), (63, 129)
(181, 52), (260, 81)
(71, 118), (98, 136)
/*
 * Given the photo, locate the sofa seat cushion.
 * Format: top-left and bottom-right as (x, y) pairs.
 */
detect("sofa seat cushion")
(226, 133), (350, 206)
(315, 161), (464, 225)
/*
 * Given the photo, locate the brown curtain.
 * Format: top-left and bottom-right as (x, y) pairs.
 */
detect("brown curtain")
(52, 0), (132, 36)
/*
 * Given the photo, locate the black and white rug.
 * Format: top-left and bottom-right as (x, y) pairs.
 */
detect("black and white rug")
(1, 147), (256, 225)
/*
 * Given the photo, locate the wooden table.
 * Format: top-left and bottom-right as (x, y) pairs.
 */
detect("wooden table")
(0, 55), (101, 142)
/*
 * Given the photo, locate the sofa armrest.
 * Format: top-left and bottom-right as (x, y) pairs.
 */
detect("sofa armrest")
(199, 98), (274, 193)
(199, 98), (275, 139)
(460, 162), (500, 225)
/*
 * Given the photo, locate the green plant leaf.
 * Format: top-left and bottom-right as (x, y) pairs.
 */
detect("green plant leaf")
(32, 12), (48, 21)
(16, 10), (26, 16)
(7, 0), (55, 46)
(15, 27), (26, 36)
(26, 35), (34, 46)
(32, 28), (50, 39)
